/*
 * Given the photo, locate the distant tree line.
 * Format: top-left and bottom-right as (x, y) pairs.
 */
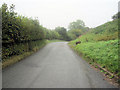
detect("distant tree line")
(45, 20), (89, 41)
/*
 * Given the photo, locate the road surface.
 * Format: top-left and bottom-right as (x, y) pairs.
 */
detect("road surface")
(3, 42), (115, 88)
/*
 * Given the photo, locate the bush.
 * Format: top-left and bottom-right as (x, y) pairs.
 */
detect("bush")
(1, 4), (46, 60)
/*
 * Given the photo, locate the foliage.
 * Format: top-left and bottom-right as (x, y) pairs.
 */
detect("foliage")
(55, 26), (70, 40)
(68, 19), (86, 30)
(2, 3), (45, 43)
(69, 40), (119, 76)
(67, 29), (83, 40)
(2, 40), (47, 68)
(75, 18), (119, 42)
(91, 19), (118, 35)
(2, 3), (72, 60)
(2, 40), (47, 60)
(44, 29), (61, 40)
(69, 17), (119, 77)
(67, 20), (89, 40)
(1, 3), (46, 60)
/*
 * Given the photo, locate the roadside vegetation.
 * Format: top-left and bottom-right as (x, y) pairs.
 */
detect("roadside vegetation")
(1, 3), (88, 67)
(1, 4), (67, 68)
(1, 3), (87, 68)
(69, 14), (119, 83)
(1, 3), (119, 85)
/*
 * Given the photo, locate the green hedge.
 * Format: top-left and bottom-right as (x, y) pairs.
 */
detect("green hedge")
(2, 40), (46, 60)
(1, 3), (45, 44)
(1, 4), (47, 60)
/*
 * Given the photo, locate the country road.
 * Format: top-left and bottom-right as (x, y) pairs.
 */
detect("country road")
(3, 42), (115, 88)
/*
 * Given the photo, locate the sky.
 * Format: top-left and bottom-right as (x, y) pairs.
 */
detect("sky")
(0, 0), (119, 29)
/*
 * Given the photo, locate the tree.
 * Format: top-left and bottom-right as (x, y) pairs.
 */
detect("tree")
(2, 3), (45, 43)
(68, 20), (85, 30)
(68, 29), (82, 39)
(44, 28), (61, 40)
(55, 27), (69, 40)
(2, 3), (46, 59)
(51, 30), (61, 39)
(67, 19), (88, 40)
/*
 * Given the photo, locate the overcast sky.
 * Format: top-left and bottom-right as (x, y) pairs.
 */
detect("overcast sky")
(0, 0), (119, 29)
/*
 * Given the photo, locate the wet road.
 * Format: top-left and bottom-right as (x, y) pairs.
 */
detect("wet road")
(3, 42), (115, 88)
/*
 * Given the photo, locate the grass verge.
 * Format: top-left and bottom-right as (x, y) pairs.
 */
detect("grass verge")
(2, 39), (66, 69)
(2, 40), (47, 69)
(68, 39), (120, 85)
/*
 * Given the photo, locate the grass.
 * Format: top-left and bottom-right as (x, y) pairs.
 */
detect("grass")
(2, 39), (66, 68)
(2, 40), (47, 68)
(69, 39), (119, 77)
(68, 18), (119, 85)
(2, 52), (33, 68)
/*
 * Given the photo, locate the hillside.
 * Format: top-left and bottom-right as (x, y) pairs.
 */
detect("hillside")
(69, 18), (119, 82)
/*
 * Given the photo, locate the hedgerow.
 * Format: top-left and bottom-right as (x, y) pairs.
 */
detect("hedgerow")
(1, 3), (46, 60)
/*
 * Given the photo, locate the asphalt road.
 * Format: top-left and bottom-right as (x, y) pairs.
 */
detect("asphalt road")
(3, 42), (115, 88)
